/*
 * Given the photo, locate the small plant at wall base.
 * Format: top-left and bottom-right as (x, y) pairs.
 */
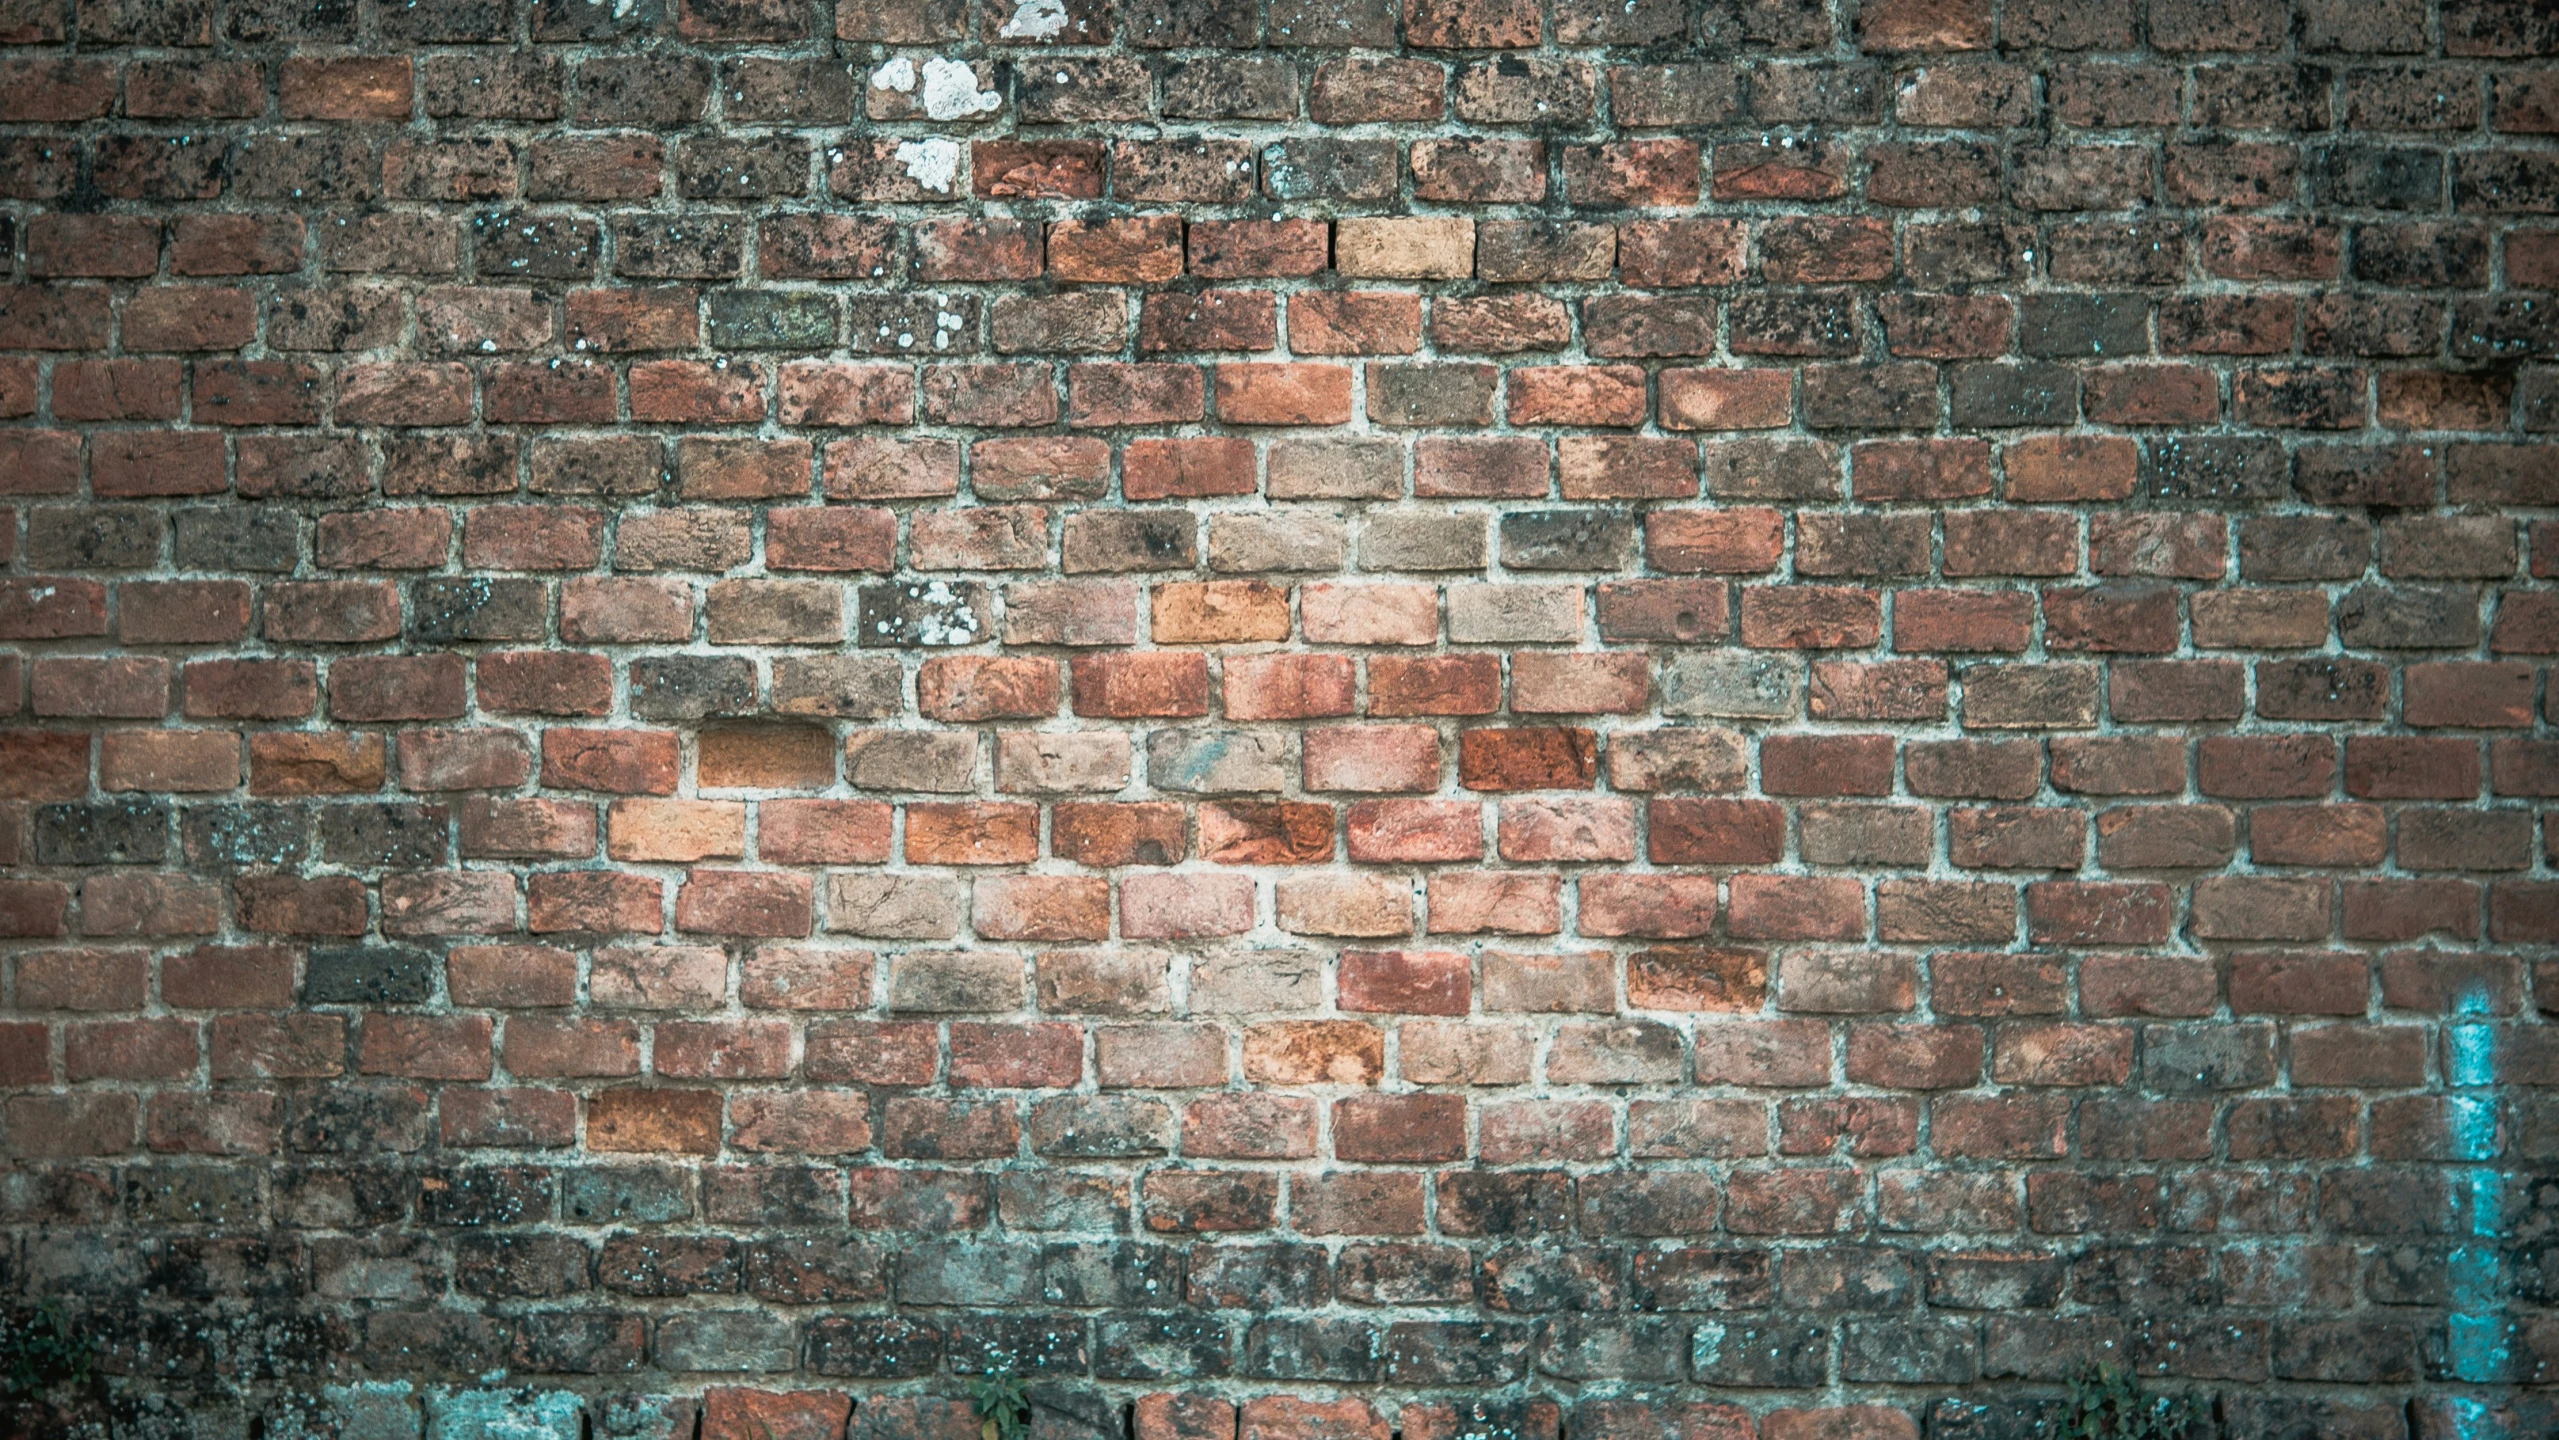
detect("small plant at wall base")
(967, 1373), (1032, 1440)
(0, 1302), (95, 1403)
(2061, 1363), (2200, 1440)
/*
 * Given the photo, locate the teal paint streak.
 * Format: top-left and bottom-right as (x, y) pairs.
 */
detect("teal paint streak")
(2444, 981), (2507, 1420)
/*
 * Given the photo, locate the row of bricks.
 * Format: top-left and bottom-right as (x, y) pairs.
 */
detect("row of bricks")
(3, 1255), (2517, 1362)
(12, 490), (2557, 575)
(11, 567), (2556, 647)
(0, 1227), (2515, 1342)
(12, 721), (2559, 797)
(0, 1382), (2500, 1440)
(9, 570), (2548, 654)
(4, 649), (2559, 787)
(2, 628), (2554, 724)
(13, 0), (2552, 56)
(16, 1213), (2483, 1293)
(0, 1388), (1888, 1440)
(10, 704), (2559, 790)
(0, 1234), (2489, 1334)
(6, 860), (2557, 944)
(11, 208), (2559, 299)
(8, 277), (2555, 375)
(89, 1390), (2501, 1440)
(11, 700), (2559, 806)
(19, 784), (2559, 879)
(0, 1249), (2488, 1386)
(13, 1149), (2541, 1242)
(14, 699), (2559, 797)
(0, 131), (2430, 232)
(8, 118), (2559, 214)
(16, 207), (2559, 300)
(9, 437), (2552, 521)
(35, 1379), (2532, 1440)
(4, 854), (2559, 956)
(0, 1156), (2520, 1252)
(11, 45), (2559, 136)
(1, 1003), (2536, 1102)
(0, 350), (2547, 437)
(8, 502), (2557, 584)
(5, 494), (2551, 579)
(24, 1007), (2518, 1120)
(0, 341), (2549, 445)
(16, 939), (2551, 1020)
(6, 304), (2549, 415)
(0, 1287), (2452, 1406)
(6, 509), (2557, 595)
(1, 1077), (2539, 1174)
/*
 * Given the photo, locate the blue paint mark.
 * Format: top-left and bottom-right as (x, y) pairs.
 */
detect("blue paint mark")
(2444, 979), (2507, 1428)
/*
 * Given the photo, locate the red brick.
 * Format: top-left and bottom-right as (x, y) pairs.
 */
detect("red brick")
(2345, 737), (2481, 800)
(587, 1088), (721, 1155)
(1714, 139), (1851, 200)
(1054, 802), (1186, 868)
(1459, 727), (1598, 792)
(1728, 875), (1866, 941)
(2027, 882), (2175, 945)
(1049, 216), (1182, 281)
(632, 361), (766, 424)
(974, 140), (1105, 200)
(1124, 437), (1256, 500)
(1646, 508), (1784, 574)
(282, 56), (412, 120)
(1189, 220), (1329, 278)
(1096, 1024), (1227, 1088)
(99, 729), (239, 793)
(1763, 734), (1896, 797)
(1139, 1395), (1236, 1440)
(1226, 655), (1357, 721)
(160, 945), (295, 1011)
(1306, 725), (1442, 793)
(1273, 873), (1410, 937)
(1216, 363), (1353, 426)
(1346, 800), (1484, 863)
(1334, 1093), (1467, 1161)
(1340, 949), (1471, 1016)
(1741, 586), (1882, 649)
(702, 1391), (850, 1440)
(1651, 799), (1785, 865)
(359, 1015), (493, 1081)
(542, 729), (680, 795)
(570, 288), (701, 353)
(972, 876), (1110, 942)
(949, 1021), (1084, 1089)
(1660, 369), (1792, 430)
(1070, 653), (1211, 718)
(1288, 291), (1420, 355)
(237, 876), (367, 936)
(1071, 364), (1206, 427)
(1560, 435), (1696, 499)
(1365, 656), (1502, 716)
(329, 655), (468, 722)
(1510, 365), (1649, 427)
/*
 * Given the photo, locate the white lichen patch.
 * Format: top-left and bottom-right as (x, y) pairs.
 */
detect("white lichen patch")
(869, 56), (917, 92)
(919, 56), (1001, 119)
(999, 0), (1070, 39)
(896, 137), (961, 193)
(908, 581), (982, 646)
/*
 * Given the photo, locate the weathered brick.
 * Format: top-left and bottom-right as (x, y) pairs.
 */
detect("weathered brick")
(2, 5), (2550, 1416)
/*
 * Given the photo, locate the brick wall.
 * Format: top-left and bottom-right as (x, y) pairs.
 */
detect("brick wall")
(2, 0), (2557, 1434)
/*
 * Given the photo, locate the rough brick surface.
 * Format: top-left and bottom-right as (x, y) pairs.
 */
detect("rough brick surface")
(1, 0), (2556, 1435)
